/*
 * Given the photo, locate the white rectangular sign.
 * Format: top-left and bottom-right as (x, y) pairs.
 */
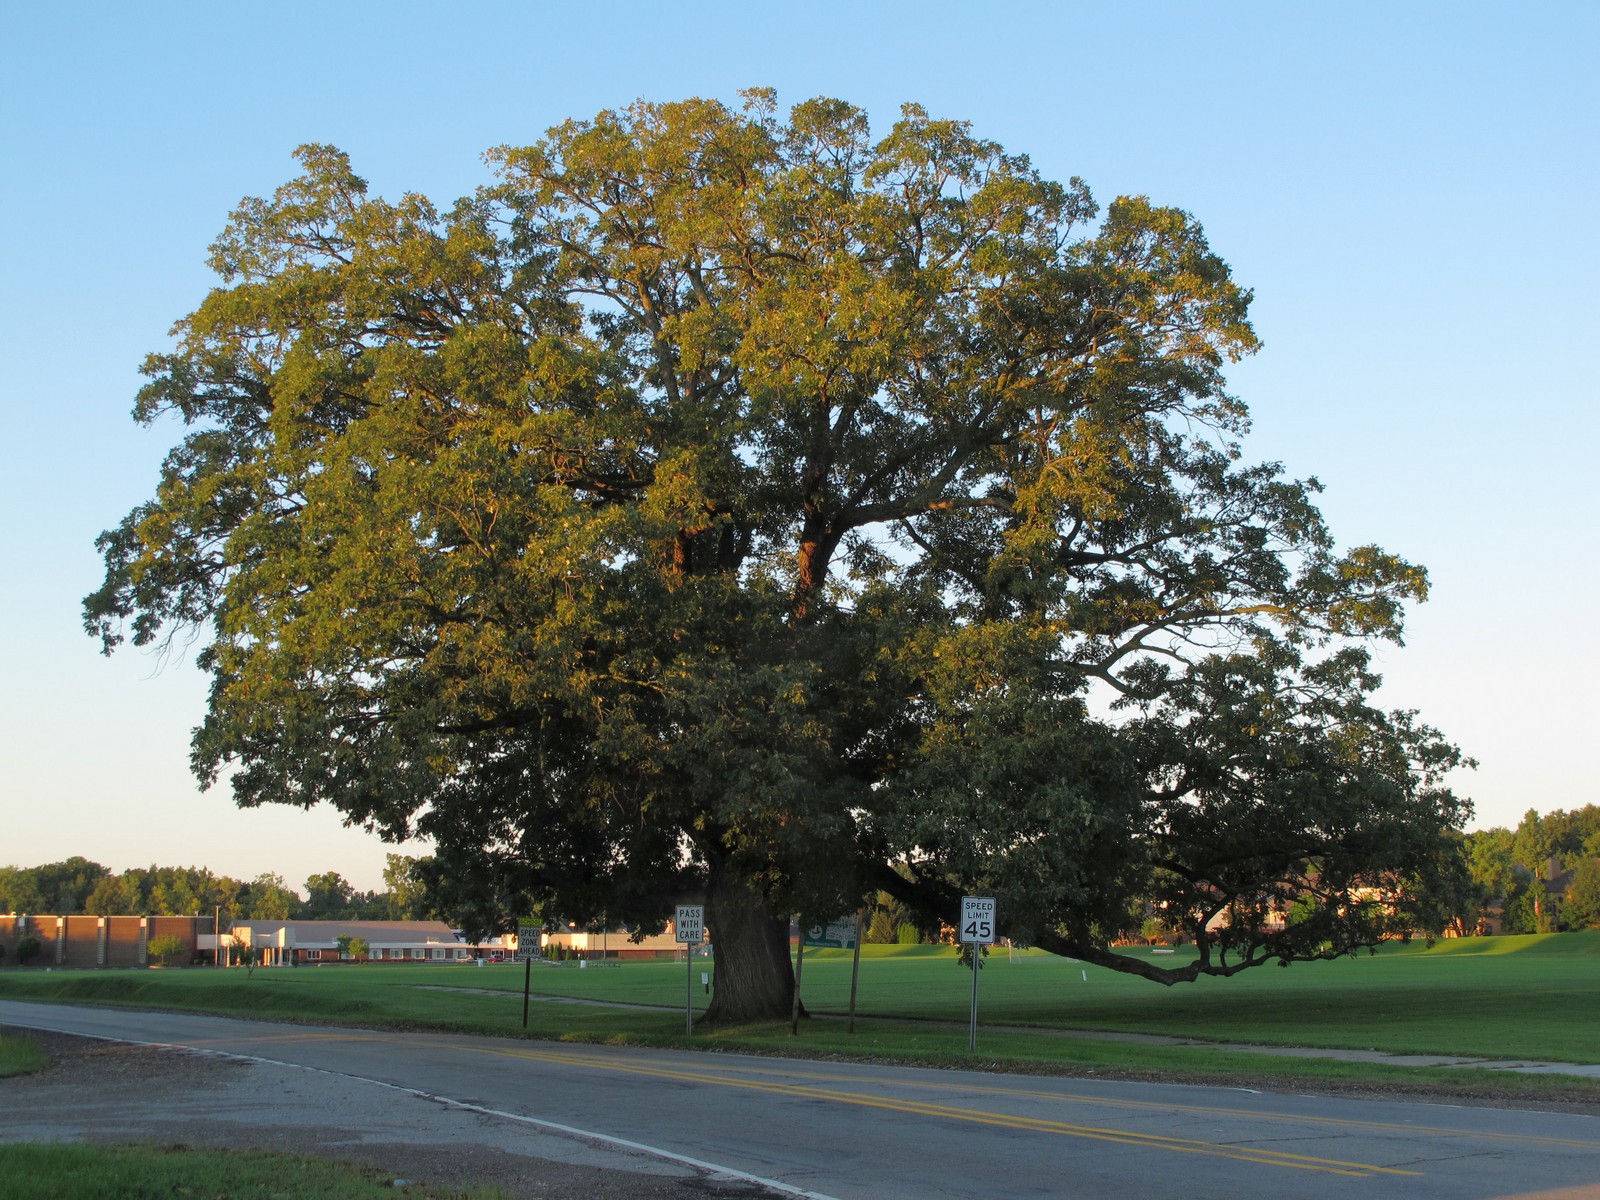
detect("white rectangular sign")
(675, 905), (705, 944)
(515, 921), (543, 961)
(960, 896), (996, 945)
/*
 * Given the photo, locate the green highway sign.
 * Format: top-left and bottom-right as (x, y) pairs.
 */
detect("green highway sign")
(803, 918), (858, 949)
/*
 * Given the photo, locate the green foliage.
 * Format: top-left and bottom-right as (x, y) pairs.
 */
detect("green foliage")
(242, 873), (297, 919)
(1564, 859), (1600, 929)
(0, 859), (399, 923)
(0, 858), (108, 914)
(1507, 805), (1600, 876)
(85, 92), (1470, 1014)
(383, 854), (432, 919)
(84, 864), (232, 917)
(147, 934), (184, 966)
(14, 936), (42, 967)
(866, 879), (925, 944)
(334, 935), (371, 961)
(1502, 881), (1539, 935)
(1458, 806), (1600, 932)
(1139, 916), (1177, 945)
(300, 872), (386, 920)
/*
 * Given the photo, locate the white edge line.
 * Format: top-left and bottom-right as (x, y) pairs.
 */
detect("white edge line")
(4, 1022), (844, 1200)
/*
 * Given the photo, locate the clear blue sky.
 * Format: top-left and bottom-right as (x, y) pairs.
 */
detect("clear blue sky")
(2, 3), (1594, 893)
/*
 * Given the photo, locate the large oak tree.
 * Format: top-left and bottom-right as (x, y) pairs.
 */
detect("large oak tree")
(87, 93), (1469, 1021)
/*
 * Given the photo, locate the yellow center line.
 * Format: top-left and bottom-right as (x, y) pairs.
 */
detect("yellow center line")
(587, 1055), (1599, 1152)
(466, 1044), (1420, 1178)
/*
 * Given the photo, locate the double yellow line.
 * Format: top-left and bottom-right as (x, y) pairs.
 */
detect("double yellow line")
(480, 1044), (1421, 1179)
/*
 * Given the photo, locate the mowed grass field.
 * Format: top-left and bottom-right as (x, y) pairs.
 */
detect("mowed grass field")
(1, 931), (1595, 1094)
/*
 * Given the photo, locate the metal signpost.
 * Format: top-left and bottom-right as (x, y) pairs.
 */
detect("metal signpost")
(959, 896), (996, 1052)
(675, 904), (704, 1036)
(515, 920), (542, 1028)
(847, 910), (863, 1034)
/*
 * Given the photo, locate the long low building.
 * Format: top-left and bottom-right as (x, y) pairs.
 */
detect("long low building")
(228, 919), (512, 966)
(0, 914), (520, 968)
(0, 913), (700, 967)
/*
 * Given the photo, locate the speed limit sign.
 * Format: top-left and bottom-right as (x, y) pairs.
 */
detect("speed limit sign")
(960, 896), (996, 945)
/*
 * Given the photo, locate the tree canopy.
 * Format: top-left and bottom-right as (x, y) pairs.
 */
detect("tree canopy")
(87, 92), (1470, 1020)
(0, 858), (108, 914)
(0, 860), (392, 922)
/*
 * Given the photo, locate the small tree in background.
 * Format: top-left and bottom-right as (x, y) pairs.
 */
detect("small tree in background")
(15, 937), (42, 968)
(229, 931), (258, 977)
(0, 944), (7, 968)
(148, 934), (184, 966)
(348, 937), (370, 963)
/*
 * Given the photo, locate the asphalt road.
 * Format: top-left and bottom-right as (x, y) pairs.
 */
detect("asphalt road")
(3, 1000), (1597, 1200)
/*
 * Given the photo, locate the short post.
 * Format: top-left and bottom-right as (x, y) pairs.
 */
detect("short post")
(523, 956), (531, 1029)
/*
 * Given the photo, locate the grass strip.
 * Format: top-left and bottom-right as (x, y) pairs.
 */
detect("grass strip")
(0, 1144), (504, 1200)
(0, 1030), (48, 1077)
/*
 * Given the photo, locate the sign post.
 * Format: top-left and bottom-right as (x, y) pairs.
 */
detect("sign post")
(675, 905), (704, 1037)
(516, 920), (542, 1029)
(959, 896), (996, 1052)
(848, 910), (863, 1035)
(790, 918), (806, 1037)
(795, 916), (862, 1036)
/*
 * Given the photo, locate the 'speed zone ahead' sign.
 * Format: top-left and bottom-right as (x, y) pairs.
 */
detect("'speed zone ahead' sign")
(515, 921), (543, 960)
(675, 905), (705, 944)
(960, 896), (996, 944)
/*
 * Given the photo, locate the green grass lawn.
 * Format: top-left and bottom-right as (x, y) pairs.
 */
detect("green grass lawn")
(1, 930), (1595, 1096)
(0, 1145), (503, 1200)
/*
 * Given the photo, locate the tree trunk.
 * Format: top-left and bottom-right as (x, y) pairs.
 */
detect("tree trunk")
(703, 862), (801, 1024)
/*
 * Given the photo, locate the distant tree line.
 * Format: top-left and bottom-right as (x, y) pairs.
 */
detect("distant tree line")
(1460, 805), (1600, 933)
(0, 854), (433, 923)
(10, 809), (1597, 940)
